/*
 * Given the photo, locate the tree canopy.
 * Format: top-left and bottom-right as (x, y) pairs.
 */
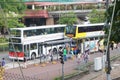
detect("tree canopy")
(0, 0), (26, 30)
(88, 9), (105, 23)
(104, 0), (120, 43)
(58, 12), (77, 25)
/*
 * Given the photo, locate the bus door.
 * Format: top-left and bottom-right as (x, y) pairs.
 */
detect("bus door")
(38, 44), (43, 57)
(24, 44), (30, 57)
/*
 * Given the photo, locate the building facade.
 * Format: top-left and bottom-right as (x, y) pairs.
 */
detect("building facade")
(23, 0), (105, 26)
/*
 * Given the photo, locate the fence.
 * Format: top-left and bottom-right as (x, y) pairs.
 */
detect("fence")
(0, 43), (8, 52)
(3, 58), (89, 80)
(3, 72), (40, 80)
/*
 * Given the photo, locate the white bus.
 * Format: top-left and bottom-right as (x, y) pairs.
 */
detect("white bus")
(64, 23), (105, 53)
(9, 25), (66, 60)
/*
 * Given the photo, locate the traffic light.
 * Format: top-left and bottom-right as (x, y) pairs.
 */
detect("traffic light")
(59, 52), (64, 64)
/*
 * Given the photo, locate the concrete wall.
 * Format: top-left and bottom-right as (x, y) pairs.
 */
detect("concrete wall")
(46, 18), (54, 25)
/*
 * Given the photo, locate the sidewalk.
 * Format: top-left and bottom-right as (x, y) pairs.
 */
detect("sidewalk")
(4, 48), (120, 80)
(78, 63), (120, 80)
(78, 49), (120, 80)
(4, 55), (59, 69)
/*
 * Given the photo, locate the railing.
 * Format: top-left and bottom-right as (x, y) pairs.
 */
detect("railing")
(0, 43), (9, 52)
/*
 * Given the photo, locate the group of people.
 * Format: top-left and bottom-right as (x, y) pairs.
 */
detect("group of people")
(0, 58), (6, 68)
(77, 45), (90, 64)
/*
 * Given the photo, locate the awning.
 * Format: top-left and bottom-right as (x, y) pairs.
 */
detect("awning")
(24, 10), (49, 18)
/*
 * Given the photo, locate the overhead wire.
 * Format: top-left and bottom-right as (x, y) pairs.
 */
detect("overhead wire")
(0, 4), (26, 80)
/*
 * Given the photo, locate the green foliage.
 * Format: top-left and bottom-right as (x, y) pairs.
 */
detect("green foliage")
(104, 0), (120, 43)
(0, 0), (26, 28)
(0, 37), (7, 43)
(58, 12), (77, 25)
(88, 9), (105, 23)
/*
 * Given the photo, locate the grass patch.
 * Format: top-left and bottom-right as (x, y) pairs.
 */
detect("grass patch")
(54, 70), (89, 80)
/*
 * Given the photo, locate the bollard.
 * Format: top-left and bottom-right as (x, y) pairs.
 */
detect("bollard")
(0, 67), (5, 80)
(41, 63), (46, 67)
(34, 63), (39, 66)
(52, 61), (57, 64)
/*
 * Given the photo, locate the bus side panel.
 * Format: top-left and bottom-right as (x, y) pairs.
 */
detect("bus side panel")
(86, 31), (104, 38)
(76, 33), (87, 39)
(75, 27), (87, 39)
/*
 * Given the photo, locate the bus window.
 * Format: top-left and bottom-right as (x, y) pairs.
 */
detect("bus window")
(10, 30), (21, 37)
(9, 44), (22, 52)
(54, 28), (58, 33)
(30, 43), (37, 50)
(50, 28), (55, 33)
(45, 28), (51, 34)
(36, 29), (45, 35)
(24, 30), (27, 37)
(59, 27), (64, 32)
(78, 27), (84, 33)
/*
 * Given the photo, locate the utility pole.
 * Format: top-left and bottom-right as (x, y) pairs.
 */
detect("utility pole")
(106, 0), (109, 10)
(62, 63), (64, 80)
(105, 0), (111, 79)
(105, 0), (117, 80)
(105, 44), (111, 80)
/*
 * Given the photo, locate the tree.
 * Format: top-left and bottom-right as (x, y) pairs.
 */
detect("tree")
(88, 9), (105, 23)
(58, 12), (77, 25)
(0, 0), (26, 34)
(104, 0), (120, 44)
(103, 1), (120, 79)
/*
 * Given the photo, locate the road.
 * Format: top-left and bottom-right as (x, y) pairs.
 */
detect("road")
(2, 48), (120, 80)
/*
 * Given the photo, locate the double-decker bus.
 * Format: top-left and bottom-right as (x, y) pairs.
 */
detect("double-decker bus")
(65, 23), (105, 53)
(9, 25), (66, 60)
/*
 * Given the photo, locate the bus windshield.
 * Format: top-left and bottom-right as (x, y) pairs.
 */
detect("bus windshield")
(9, 44), (22, 52)
(10, 29), (21, 37)
(65, 25), (76, 37)
(66, 25), (76, 34)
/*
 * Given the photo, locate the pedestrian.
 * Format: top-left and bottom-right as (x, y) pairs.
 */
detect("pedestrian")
(0, 62), (1, 67)
(49, 49), (53, 62)
(77, 53), (82, 63)
(23, 57), (27, 68)
(1, 58), (5, 67)
(50, 54), (53, 62)
(114, 43), (117, 49)
(77, 53), (82, 59)
(74, 47), (77, 57)
(84, 45), (90, 63)
(63, 48), (67, 61)
(110, 41), (114, 50)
